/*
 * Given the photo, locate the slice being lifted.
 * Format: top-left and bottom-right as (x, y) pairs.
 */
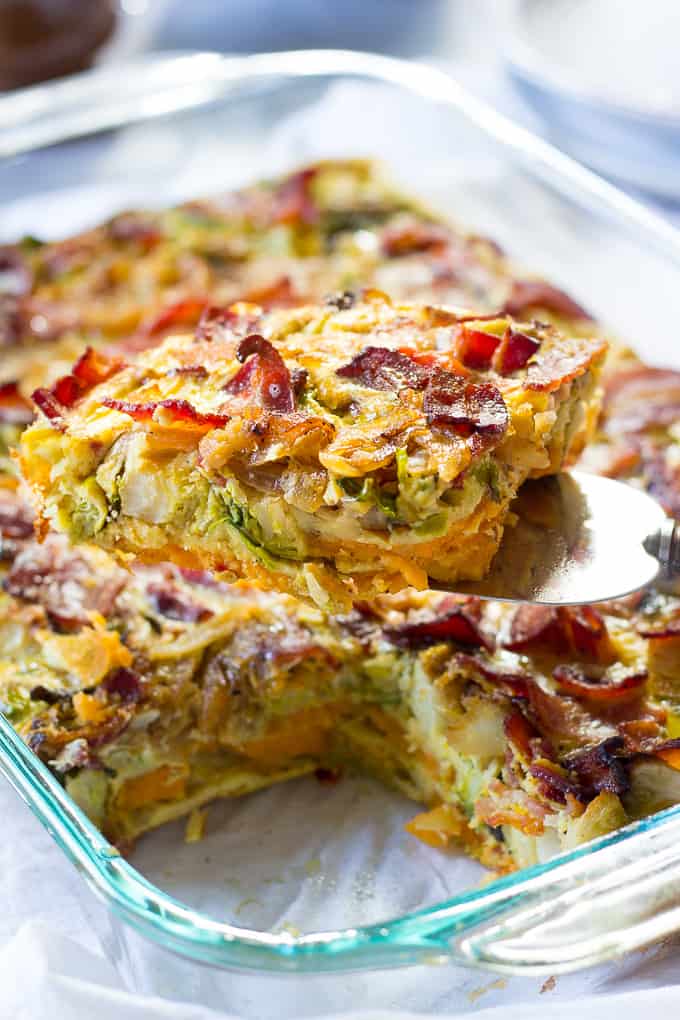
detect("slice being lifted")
(20, 295), (606, 607)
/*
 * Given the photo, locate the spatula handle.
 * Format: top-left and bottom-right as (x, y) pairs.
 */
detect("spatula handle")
(645, 518), (680, 574)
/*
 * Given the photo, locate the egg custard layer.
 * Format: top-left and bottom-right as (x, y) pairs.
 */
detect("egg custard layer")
(19, 298), (606, 609)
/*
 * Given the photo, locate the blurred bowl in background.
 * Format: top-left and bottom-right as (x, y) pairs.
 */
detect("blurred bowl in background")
(0, 0), (116, 89)
(144, 0), (460, 59)
(507, 0), (680, 199)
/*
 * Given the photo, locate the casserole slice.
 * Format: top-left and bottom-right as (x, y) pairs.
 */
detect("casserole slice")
(19, 297), (606, 607)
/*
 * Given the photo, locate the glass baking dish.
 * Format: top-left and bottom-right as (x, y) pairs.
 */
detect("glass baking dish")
(2, 50), (680, 980)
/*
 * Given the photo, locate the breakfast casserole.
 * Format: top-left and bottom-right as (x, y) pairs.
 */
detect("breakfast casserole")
(18, 298), (606, 608)
(2, 159), (679, 876)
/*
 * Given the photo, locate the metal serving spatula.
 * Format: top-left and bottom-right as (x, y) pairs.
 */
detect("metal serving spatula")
(452, 470), (679, 605)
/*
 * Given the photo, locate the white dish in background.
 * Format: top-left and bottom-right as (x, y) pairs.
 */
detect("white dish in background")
(507, 0), (680, 198)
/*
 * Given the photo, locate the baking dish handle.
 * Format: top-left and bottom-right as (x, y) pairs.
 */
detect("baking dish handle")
(388, 804), (680, 973)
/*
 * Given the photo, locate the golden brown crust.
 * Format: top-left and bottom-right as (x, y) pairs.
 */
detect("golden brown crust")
(20, 299), (605, 608)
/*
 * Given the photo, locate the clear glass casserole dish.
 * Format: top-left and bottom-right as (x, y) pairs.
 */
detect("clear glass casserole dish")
(2, 50), (680, 980)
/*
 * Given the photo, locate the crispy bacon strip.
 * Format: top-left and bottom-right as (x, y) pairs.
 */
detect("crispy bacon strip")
(148, 583), (213, 623)
(455, 327), (501, 370)
(501, 280), (592, 321)
(32, 388), (67, 426)
(32, 346), (124, 426)
(241, 276), (301, 310)
(4, 535), (126, 627)
(397, 345), (470, 378)
(107, 212), (162, 250)
(492, 328), (540, 374)
(103, 397), (230, 430)
(72, 346), (124, 389)
(528, 761), (580, 805)
(335, 604), (382, 647)
(569, 607), (614, 659)
(553, 664), (647, 703)
(525, 680), (614, 750)
(271, 168), (319, 225)
(336, 346), (432, 392)
(178, 567), (232, 592)
(454, 325), (541, 375)
(167, 365), (209, 379)
(564, 737), (630, 799)
(140, 297), (208, 340)
(603, 366), (680, 417)
(335, 344), (503, 441)
(637, 404), (680, 431)
(0, 381), (33, 425)
(0, 490), (35, 560)
(222, 356), (259, 398)
(384, 597), (492, 650)
(506, 605), (613, 662)
(504, 709), (544, 758)
(224, 334), (296, 413)
(456, 654), (531, 699)
(603, 369), (680, 432)
(381, 218), (451, 257)
(423, 375), (508, 437)
(103, 667), (142, 703)
(196, 303), (264, 343)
